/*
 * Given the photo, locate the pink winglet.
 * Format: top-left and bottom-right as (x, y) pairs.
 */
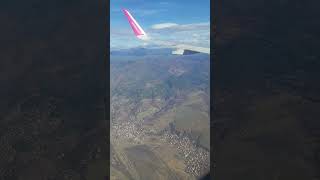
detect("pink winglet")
(122, 8), (144, 36)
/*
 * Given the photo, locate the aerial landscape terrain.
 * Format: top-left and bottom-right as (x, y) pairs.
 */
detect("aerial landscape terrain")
(110, 48), (210, 180)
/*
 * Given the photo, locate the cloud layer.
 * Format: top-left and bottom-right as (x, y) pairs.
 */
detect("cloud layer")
(111, 22), (210, 50)
(151, 22), (209, 31)
(151, 23), (178, 29)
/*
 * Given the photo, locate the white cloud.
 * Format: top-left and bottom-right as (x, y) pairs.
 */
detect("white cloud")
(148, 22), (210, 48)
(110, 22), (210, 50)
(110, 27), (148, 50)
(151, 22), (210, 31)
(151, 23), (178, 29)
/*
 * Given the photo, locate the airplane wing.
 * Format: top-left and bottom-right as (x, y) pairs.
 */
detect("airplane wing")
(122, 9), (210, 55)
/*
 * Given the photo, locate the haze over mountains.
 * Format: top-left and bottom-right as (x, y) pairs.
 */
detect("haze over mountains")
(111, 47), (173, 56)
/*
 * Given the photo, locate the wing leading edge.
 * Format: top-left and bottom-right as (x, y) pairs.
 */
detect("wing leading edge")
(122, 9), (149, 41)
(122, 9), (210, 55)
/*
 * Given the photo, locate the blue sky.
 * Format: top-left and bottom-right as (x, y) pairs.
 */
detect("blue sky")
(110, 0), (210, 50)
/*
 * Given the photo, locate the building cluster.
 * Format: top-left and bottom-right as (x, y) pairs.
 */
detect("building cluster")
(162, 130), (210, 177)
(111, 119), (210, 178)
(111, 121), (145, 144)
